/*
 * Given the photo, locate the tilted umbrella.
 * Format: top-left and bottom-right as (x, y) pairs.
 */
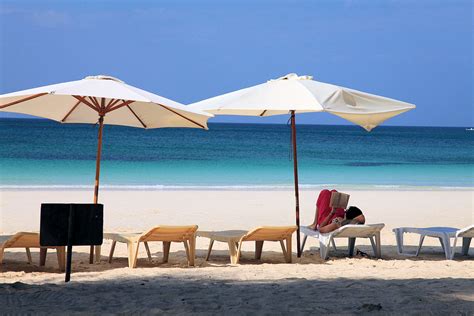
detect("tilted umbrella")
(0, 75), (212, 262)
(189, 73), (415, 256)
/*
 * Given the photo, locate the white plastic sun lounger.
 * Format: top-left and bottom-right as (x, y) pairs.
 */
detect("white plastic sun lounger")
(393, 225), (473, 260)
(300, 224), (384, 260)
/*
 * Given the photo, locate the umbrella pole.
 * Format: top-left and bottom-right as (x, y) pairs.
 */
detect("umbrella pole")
(290, 111), (302, 257)
(90, 115), (104, 264)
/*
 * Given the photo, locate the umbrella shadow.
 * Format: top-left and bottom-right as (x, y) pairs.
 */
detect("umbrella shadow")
(0, 276), (472, 314)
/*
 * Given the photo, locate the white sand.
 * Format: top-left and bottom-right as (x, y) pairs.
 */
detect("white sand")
(1, 189), (473, 314)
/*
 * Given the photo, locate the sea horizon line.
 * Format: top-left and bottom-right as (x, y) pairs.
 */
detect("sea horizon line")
(0, 116), (471, 129)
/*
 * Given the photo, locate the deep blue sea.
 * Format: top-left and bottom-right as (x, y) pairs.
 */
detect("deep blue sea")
(0, 118), (472, 189)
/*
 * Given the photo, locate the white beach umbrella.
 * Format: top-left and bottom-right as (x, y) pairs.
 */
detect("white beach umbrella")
(0, 75), (212, 262)
(189, 73), (415, 256)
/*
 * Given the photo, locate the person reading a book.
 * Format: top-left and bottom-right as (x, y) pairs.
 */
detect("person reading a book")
(308, 189), (345, 230)
(318, 206), (366, 233)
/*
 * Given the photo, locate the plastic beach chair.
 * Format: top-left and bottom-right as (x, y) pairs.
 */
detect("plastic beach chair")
(300, 224), (385, 260)
(393, 225), (473, 260)
(104, 225), (198, 268)
(198, 226), (297, 264)
(0, 232), (65, 270)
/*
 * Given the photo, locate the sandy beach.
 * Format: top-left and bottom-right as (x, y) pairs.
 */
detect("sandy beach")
(1, 0), (473, 314)
(1, 189), (473, 314)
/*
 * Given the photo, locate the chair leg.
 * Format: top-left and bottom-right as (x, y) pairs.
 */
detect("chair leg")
(183, 241), (191, 263)
(348, 238), (356, 257)
(127, 242), (139, 268)
(108, 241), (117, 263)
(56, 247), (66, 272)
(376, 232), (382, 258)
(236, 241), (243, 264)
(300, 235), (308, 253)
(451, 236), (458, 260)
(462, 237), (471, 256)
(438, 237), (446, 253)
(39, 248), (47, 266)
(415, 235), (425, 256)
(319, 241), (330, 260)
(25, 248), (32, 264)
(163, 241), (171, 263)
(94, 245), (101, 263)
(255, 241), (264, 260)
(286, 236), (292, 263)
(144, 242), (152, 262)
(394, 229), (404, 254)
(279, 240), (287, 261)
(331, 239), (337, 251)
(205, 239), (214, 261)
(369, 237), (377, 256)
(188, 236), (196, 266)
(440, 235), (451, 260)
(228, 241), (239, 264)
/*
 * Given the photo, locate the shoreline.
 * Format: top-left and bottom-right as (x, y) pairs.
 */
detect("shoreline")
(1, 184), (473, 191)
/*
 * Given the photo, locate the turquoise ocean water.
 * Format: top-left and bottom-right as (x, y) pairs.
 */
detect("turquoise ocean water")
(0, 119), (472, 190)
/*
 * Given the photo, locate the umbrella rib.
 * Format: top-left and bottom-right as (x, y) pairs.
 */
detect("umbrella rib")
(88, 97), (101, 110)
(0, 93), (49, 109)
(105, 98), (118, 111)
(106, 99), (122, 111)
(73, 96), (101, 113)
(155, 102), (205, 129)
(126, 104), (147, 128)
(107, 100), (134, 112)
(61, 100), (82, 122)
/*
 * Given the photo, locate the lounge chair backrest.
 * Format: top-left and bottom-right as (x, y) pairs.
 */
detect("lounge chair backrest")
(1, 232), (39, 249)
(140, 225), (198, 242)
(458, 225), (474, 238)
(242, 226), (297, 241)
(329, 192), (350, 209)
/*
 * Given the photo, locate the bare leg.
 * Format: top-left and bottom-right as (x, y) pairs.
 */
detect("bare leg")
(308, 207), (319, 230)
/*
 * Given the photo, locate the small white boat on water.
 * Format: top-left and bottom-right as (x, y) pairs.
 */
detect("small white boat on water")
(466, 128), (474, 131)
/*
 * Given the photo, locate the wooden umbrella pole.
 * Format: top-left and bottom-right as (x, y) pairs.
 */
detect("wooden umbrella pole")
(291, 111), (302, 257)
(90, 115), (105, 264)
(93, 115), (105, 204)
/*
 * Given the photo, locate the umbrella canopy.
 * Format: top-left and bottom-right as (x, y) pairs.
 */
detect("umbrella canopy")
(0, 75), (211, 129)
(190, 73), (415, 131)
(189, 73), (415, 256)
(0, 75), (212, 264)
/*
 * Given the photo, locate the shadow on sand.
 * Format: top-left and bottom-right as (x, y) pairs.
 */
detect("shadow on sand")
(1, 276), (473, 314)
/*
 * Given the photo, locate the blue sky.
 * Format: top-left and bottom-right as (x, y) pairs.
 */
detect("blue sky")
(0, 0), (472, 127)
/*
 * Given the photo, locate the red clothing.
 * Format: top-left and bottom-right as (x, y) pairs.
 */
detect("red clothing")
(316, 189), (345, 226)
